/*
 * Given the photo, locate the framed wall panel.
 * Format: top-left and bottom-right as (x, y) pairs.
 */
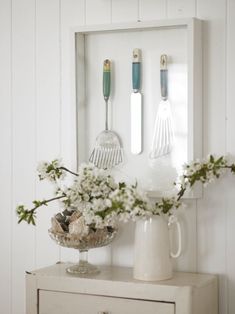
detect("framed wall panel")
(71, 18), (202, 198)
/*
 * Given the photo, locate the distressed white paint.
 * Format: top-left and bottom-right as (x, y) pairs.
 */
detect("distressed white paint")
(27, 264), (218, 314)
(0, 0), (234, 313)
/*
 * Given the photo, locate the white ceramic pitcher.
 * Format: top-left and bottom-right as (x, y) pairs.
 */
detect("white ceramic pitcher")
(133, 215), (182, 281)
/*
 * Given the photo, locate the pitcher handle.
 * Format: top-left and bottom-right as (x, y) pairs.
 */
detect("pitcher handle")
(168, 215), (182, 258)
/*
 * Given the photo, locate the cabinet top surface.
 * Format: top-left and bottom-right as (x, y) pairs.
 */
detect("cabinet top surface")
(29, 263), (216, 289)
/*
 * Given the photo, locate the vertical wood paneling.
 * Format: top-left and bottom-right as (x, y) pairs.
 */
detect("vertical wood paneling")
(11, 0), (36, 313)
(35, 0), (61, 268)
(85, 0), (111, 25)
(0, 1), (12, 313)
(60, 0), (85, 262)
(197, 184), (228, 314)
(196, 1), (227, 313)
(111, 0), (138, 23)
(226, 174), (235, 314)
(226, 1), (235, 313)
(197, 0), (226, 154)
(0, 1), (234, 313)
(172, 202), (197, 272)
(111, 222), (135, 267)
(60, 0), (85, 169)
(167, 0), (195, 18)
(139, 0), (166, 21)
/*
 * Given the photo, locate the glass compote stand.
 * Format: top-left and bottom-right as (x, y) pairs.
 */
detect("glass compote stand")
(49, 227), (117, 275)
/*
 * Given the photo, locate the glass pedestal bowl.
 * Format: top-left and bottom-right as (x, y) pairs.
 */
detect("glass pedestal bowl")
(49, 226), (117, 275)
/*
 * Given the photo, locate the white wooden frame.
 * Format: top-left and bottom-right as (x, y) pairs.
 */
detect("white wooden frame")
(70, 18), (202, 198)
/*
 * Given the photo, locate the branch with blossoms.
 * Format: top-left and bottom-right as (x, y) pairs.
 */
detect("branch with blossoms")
(16, 155), (235, 226)
(175, 155), (235, 201)
(16, 159), (72, 225)
(16, 158), (158, 227)
(152, 155), (235, 216)
(17, 195), (65, 225)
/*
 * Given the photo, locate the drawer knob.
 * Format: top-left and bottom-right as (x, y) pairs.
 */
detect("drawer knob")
(98, 312), (109, 314)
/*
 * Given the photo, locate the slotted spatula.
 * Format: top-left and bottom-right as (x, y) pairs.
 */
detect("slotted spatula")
(89, 59), (123, 169)
(149, 55), (174, 159)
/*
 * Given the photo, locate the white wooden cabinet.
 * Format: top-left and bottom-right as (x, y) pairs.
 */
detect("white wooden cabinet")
(26, 263), (218, 314)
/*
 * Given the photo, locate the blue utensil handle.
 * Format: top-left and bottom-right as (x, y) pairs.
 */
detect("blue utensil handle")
(160, 69), (168, 100)
(103, 59), (111, 99)
(132, 63), (141, 91)
(160, 55), (168, 100)
(132, 48), (141, 91)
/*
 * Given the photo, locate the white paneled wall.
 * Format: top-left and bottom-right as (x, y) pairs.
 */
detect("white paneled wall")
(196, 1), (228, 312)
(167, 0), (195, 18)
(227, 0), (235, 312)
(0, 0), (234, 313)
(139, 0), (166, 20)
(59, 0), (85, 262)
(11, 0), (36, 313)
(0, 1), (12, 314)
(111, 0), (139, 23)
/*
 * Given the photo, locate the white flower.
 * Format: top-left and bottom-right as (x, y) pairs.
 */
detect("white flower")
(18, 153), (235, 228)
(119, 212), (131, 223)
(37, 162), (48, 178)
(168, 215), (178, 225)
(37, 159), (65, 182)
(39, 160), (191, 230)
(103, 211), (118, 227)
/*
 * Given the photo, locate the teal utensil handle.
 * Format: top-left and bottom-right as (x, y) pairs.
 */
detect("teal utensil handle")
(103, 59), (111, 99)
(132, 48), (141, 91)
(132, 63), (140, 91)
(160, 55), (168, 100)
(160, 69), (168, 100)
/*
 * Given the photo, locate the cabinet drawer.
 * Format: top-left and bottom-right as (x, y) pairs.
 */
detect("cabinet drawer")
(39, 290), (174, 314)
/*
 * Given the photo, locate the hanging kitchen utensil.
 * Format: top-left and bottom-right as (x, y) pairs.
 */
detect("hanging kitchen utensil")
(89, 59), (123, 169)
(149, 54), (174, 159)
(131, 48), (142, 155)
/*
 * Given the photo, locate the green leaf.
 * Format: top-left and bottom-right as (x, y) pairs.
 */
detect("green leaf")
(210, 155), (214, 163)
(216, 156), (224, 164)
(119, 182), (126, 189)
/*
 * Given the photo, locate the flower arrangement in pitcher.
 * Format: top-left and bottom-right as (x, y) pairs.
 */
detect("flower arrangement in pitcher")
(16, 154), (235, 235)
